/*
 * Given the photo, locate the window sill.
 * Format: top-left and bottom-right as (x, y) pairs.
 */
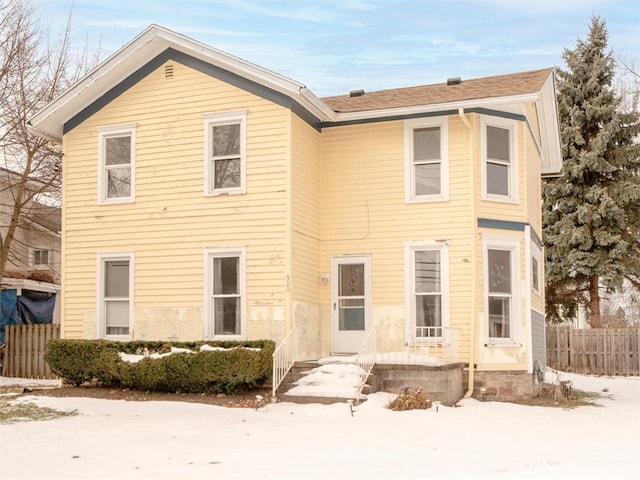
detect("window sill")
(484, 342), (522, 348)
(103, 335), (132, 341)
(208, 335), (246, 341)
(406, 195), (449, 204)
(481, 194), (519, 205)
(205, 190), (245, 197)
(406, 338), (445, 346)
(98, 198), (135, 206)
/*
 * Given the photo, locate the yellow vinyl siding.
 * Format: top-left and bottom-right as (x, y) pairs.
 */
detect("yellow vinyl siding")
(62, 61), (289, 340)
(524, 115), (545, 313)
(290, 115), (323, 357)
(291, 115), (321, 305)
(319, 117), (474, 359)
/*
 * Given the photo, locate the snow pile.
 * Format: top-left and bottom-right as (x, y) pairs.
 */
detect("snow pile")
(118, 345), (262, 363)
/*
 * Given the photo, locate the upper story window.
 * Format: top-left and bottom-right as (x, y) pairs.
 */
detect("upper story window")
(481, 116), (518, 203)
(404, 117), (449, 202)
(204, 110), (247, 196)
(404, 241), (449, 341)
(98, 124), (136, 204)
(33, 249), (50, 266)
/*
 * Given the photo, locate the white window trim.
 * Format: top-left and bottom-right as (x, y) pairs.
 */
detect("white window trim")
(96, 252), (134, 340)
(480, 115), (519, 203)
(203, 110), (247, 196)
(482, 235), (521, 346)
(404, 240), (450, 343)
(204, 246), (247, 340)
(404, 117), (449, 203)
(30, 248), (50, 269)
(97, 123), (137, 205)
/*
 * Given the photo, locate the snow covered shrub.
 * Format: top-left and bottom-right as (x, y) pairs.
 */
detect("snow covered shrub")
(45, 339), (118, 386)
(387, 385), (432, 411)
(45, 339), (275, 393)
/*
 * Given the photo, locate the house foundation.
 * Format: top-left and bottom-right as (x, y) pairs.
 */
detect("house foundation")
(368, 363), (465, 405)
(465, 369), (542, 401)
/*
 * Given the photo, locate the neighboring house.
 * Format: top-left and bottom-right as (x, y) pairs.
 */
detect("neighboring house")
(29, 25), (562, 399)
(0, 168), (61, 340)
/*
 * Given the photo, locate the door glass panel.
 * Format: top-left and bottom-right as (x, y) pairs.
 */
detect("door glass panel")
(338, 263), (365, 331)
(339, 264), (364, 296)
(339, 302), (364, 331)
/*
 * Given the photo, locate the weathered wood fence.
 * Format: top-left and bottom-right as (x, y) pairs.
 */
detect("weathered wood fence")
(1, 324), (60, 379)
(546, 326), (640, 376)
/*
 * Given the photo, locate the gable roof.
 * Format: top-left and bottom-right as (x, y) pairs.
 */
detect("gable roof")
(28, 24), (562, 175)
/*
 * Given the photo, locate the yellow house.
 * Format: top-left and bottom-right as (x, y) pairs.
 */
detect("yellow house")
(30, 25), (561, 401)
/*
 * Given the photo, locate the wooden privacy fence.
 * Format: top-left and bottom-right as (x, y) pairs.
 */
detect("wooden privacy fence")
(546, 326), (640, 376)
(2, 324), (60, 379)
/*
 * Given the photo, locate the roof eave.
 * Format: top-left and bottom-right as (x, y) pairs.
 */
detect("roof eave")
(332, 92), (542, 123)
(29, 25), (325, 141)
(537, 72), (563, 176)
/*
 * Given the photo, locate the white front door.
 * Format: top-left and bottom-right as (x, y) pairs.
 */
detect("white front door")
(332, 256), (371, 353)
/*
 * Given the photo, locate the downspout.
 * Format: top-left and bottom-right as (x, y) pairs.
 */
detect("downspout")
(458, 108), (477, 398)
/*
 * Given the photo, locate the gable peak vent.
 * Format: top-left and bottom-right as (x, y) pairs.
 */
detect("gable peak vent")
(165, 64), (174, 79)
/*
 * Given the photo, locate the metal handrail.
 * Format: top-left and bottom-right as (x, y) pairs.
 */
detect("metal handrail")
(272, 325), (297, 400)
(355, 325), (377, 403)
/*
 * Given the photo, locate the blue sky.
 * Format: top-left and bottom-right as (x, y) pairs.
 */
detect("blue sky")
(35, 0), (639, 97)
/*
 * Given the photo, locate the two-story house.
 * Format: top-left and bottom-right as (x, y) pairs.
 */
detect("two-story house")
(29, 25), (561, 400)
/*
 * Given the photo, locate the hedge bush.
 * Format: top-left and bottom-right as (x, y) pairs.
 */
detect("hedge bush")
(45, 339), (275, 393)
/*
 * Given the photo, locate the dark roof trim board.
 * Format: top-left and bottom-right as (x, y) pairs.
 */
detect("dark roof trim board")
(320, 107), (526, 129)
(64, 48), (323, 134)
(477, 218), (542, 248)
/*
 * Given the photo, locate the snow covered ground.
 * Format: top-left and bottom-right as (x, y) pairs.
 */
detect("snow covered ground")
(1, 371), (639, 480)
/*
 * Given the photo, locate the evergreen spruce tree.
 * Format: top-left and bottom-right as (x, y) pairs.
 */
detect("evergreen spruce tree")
(543, 17), (640, 327)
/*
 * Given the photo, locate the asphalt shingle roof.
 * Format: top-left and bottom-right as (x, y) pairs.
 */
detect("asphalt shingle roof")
(321, 68), (554, 113)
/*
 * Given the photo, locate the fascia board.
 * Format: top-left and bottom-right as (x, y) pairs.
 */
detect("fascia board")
(332, 92), (542, 123)
(538, 73), (563, 176)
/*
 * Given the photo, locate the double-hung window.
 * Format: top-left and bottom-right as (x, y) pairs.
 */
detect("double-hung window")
(481, 116), (518, 202)
(98, 124), (136, 204)
(205, 247), (246, 339)
(405, 117), (448, 202)
(531, 239), (542, 295)
(204, 111), (247, 195)
(33, 249), (50, 266)
(98, 253), (134, 338)
(405, 241), (449, 340)
(483, 236), (520, 343)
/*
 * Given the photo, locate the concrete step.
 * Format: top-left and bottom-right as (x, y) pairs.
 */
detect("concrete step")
(274, 358), (372, 405)
(277, 393), (363, 405)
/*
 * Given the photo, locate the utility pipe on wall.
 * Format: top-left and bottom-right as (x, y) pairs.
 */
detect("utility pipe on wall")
(458, 107), (477, 399)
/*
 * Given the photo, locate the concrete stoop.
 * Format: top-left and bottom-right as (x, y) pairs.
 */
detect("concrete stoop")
(274, 360), (466, 406)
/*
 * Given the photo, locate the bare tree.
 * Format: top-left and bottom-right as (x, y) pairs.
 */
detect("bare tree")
(0, 0), (99, 282)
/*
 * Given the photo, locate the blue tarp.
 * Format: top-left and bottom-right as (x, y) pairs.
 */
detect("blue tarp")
(0, 289), (55, 343)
